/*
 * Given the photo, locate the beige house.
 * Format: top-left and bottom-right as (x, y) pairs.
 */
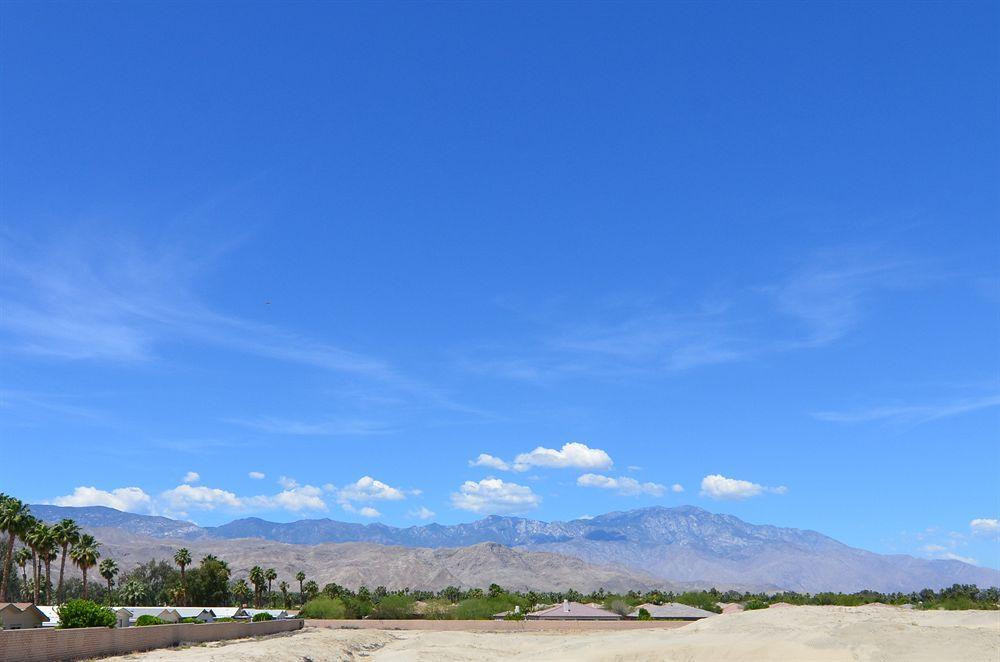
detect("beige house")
(0, 603), (50, 629)
(526, 600), (621, 621)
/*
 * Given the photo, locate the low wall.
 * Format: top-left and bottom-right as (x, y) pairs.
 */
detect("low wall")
(308, 618), (689, 632)
(0, 618), (303, 662)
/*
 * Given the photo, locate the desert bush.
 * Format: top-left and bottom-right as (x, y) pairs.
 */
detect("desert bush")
(743, 597), (769, 610)
(297, 596), (347, 619)
(57, 600), (116, 629)
(605, 599), (631, 617)
(214, 617), (236, 622)
(135, 615), (167, 626)
(637, 607), (652, 621)
(180, 617), (204, 623)
(252, 612), (274, 622)
(452, 597), (514, 620)
(371, 594), (415, 619)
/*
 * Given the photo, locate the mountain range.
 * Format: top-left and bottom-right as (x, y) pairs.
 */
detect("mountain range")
(30, 504), (999, 593)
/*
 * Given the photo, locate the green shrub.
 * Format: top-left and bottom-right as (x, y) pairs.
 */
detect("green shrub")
(675, 592), (723, 614)
(57, 600), (116, 629)
(371, 594), (415, 619)
(252, 612), (274, 622)
(743, 597), (770, 610)
(637, 607), (652, 621)
(297, 596), (347, 619)
(504, 610), (525, 621)
(136, 615), (167, 626)
(180, 617), (204, 623)
(452, 597), (516, 620)
(214, 617), (236, 622)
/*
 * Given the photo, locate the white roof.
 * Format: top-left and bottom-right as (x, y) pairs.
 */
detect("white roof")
(209, 607), (248, 618)
(115, 607), (178, 619)
(174, 607), (216, 618)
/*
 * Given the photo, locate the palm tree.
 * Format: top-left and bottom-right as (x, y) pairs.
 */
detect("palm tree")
(278, 581), (290, 609)
(248, 566), (265, 608)
(70, 534), (100, 600)
(174, 548), (192, 606)
(99, 559), (119, 603)
(265, 568), (277, 606)
(14, 547), (31, 597)
(296, 571), (305, 601)
(232, 579), (250, 607)
(24, 518), (47, 604)
(119, 578), (147, 605)
(52, 518), (81, 603)
(0, 494), (31, 601)
(303, 580), (318, 601)
(35, 525), (57, 604)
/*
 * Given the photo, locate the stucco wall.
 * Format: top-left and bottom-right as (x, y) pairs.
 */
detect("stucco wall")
(307, 618), (688, 632)
(0, 618), (303, 662)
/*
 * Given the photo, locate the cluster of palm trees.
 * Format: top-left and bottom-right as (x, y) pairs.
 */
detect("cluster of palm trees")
(0, 494), (103, 604)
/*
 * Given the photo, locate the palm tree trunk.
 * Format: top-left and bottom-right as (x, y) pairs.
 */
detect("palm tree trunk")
(44, 558), (52, 604)
(1, 532), (15, 601)
(83, 567), (89, 600)
(57, 544), (68, 603)
(32, 550), (40, 604)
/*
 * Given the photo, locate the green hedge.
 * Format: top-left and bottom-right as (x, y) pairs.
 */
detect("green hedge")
(252, 612), (274, 622)
(136, 615), (167, 626)
(56, 600), (116, 629)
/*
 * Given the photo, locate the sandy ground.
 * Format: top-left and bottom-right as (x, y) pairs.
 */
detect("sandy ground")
(99, 605), (1000, 662)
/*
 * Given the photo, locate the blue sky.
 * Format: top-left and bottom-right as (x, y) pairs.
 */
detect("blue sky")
(1, 2), (997, 568)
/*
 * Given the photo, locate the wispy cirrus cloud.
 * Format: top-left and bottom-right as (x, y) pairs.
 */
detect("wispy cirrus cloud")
(576, 473), (666, 496)
(0, 226), (483, 422)
(462, 248), (930, 381)
(224, 416), (394, 436)
(813, 394), (1000, 426)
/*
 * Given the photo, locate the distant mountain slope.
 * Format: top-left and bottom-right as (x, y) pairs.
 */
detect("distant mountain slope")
(33, 504), (1000, 593)
(67, 528), (671, 593)
(30, 504), (203, 538)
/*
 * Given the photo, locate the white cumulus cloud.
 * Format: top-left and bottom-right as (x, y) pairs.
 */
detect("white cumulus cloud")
(576, 473), (665, 496)
(671, 483), (684, 493)
(470, 442), (612, 473)
(469, 453), (511, 471)
(161, 484), (243, 511)
(338, 476), (406, 502)
(700, 474), (787, 500)
(52, 486), (153, 513)
(450, 478), (540, 514)
(248, 471), (266, 480)
(182, 471), (200, 484)
(970, 518), (999, 535)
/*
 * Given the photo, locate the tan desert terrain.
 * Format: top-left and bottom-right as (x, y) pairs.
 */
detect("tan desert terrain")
(100, 605), (1000, 662)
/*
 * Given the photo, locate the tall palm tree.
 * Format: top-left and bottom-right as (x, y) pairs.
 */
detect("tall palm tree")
(14, 547), (31, 597)
(278, 581), (290, 609)
(34, 524), (57, 604)
(70, 534), (100, 600)
(0, 494), (31, 601)
(232, 579), (250, 607)
(265, 568), (277, 606)
(248, 566), (265, 608)
(52, 518), (81, 603)
(99, 558), (119, 603)
(174, 548), (192, 606)
(24, 518), (46, 604)
(296, 571), (305, 601)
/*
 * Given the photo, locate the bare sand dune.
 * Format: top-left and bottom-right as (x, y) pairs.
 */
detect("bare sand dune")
(101, 605), (1000, 662)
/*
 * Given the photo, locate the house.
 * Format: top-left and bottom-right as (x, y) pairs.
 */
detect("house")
(210, 607), (249, 620)
(0, 603), (50, 629)
(174, 607), (216, 622)
(36, 605), (59, 627)
(526, 600), (621, 621)
(115, 607), (181, 625)
(492, 605), (522, 621)
(113, 608), (132, 629)
(628, 602), (717, 621)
